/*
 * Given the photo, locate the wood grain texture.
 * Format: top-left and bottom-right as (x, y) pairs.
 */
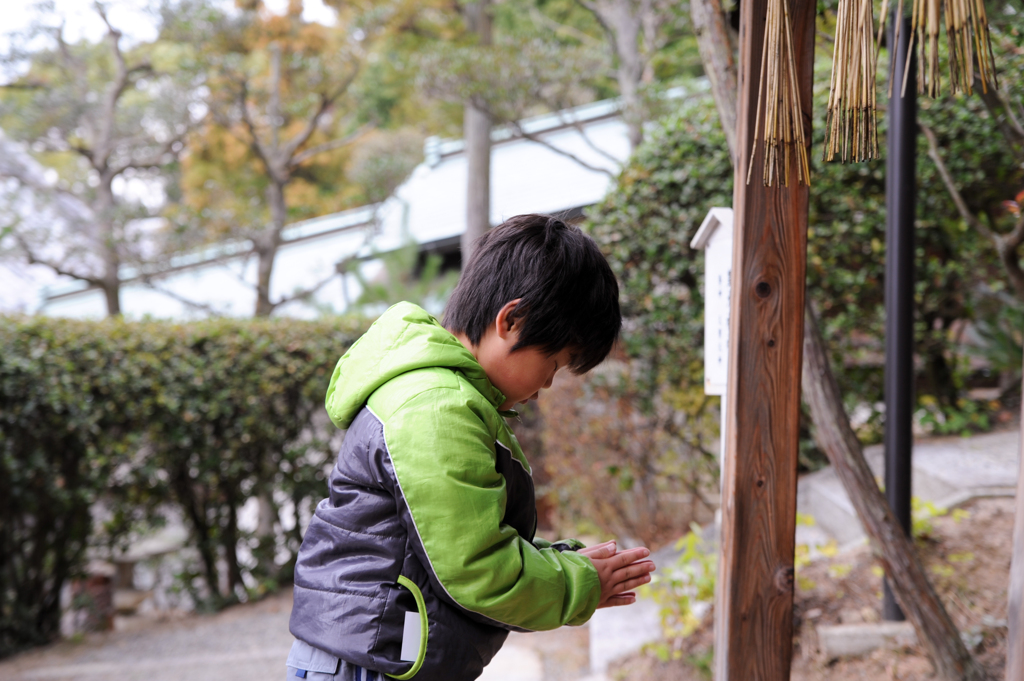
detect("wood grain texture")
(711, 0), (814, 676)
(1008, 393), (1024, 681)
(802, 303), (989, 681)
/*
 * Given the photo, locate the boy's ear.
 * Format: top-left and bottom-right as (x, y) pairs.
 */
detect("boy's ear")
(494, 299), (522, 340)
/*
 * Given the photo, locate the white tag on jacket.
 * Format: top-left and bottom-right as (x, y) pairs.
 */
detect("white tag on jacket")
(400, 611), (421, 662)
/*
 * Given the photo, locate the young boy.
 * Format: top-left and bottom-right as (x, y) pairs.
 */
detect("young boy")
(286, 214), (655, 681)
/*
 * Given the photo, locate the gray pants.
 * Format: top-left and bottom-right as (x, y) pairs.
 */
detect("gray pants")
(285, 639), (380, 681)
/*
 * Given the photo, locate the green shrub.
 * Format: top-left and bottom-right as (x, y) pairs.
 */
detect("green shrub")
(587, 97), (732, 399)
(0, 315), (365, 656)
(587, 79), (1019, 440)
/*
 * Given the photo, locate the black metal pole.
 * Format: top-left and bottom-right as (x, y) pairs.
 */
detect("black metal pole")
(883, 13), (916, 622)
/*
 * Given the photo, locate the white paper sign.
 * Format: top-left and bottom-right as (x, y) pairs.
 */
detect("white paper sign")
(690, 208), (733, 396)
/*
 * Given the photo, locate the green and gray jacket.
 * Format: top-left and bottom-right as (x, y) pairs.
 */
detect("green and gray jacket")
(289, 302), (600, 680)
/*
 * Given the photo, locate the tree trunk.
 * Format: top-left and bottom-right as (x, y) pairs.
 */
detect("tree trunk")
(582, 0), (645, 149)
(1007, 376), (1024, 681)
(96, 179), (122, 317)
(609, 0), (645, 151)
(616, 58), (644, 150)
(173, 471), (221, 601)
(462, 0), (492, 266)
(639, 0), (657, 84)
(802, 302), (989, 681)
(690, 0), (739, 161)
(223, 484), (244, 596)
(101, 280), (121, 317)
(606, 0), (644, 149)
(255, 181), (286, 317)
(463, 103), (491, 264)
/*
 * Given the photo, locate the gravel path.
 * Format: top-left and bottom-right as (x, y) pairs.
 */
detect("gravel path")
(0, 589), (595, 681)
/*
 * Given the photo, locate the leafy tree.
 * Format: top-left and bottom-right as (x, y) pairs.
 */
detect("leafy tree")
(0, 4), (198, 316)
(161, 0), (428, 560)
(164, 0), (421, 316)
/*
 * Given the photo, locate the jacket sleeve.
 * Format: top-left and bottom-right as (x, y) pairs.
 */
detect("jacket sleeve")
(378, 388), (600, 631)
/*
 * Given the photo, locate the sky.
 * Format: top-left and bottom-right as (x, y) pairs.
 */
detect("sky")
(5, 0), (338, 47)
(0, 0), (338, 314)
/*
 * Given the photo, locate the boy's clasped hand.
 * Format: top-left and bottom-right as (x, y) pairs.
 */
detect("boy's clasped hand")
(578, 540), (656, 609)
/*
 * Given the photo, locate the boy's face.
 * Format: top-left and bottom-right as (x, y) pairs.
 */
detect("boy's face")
(456, 299), (573, 411)
(486, 341), (573, 411)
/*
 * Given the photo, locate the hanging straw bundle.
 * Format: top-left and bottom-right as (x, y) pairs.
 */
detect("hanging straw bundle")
(823, 0), (879, 162)
(746, 0), (810, 187)
(898, 0), (998, 97)
(824, 0), (999, 165)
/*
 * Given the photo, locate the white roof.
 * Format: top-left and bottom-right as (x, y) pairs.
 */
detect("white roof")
(690, 207), (734, 250)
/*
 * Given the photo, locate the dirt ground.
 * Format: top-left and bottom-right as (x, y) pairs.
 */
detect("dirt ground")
(0, 498), (1013, 681)
(610, 496), (1016, 681)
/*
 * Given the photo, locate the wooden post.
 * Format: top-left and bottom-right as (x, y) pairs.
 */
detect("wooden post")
(712, 0), (815, 676)
(1008, 391), (1024, 681)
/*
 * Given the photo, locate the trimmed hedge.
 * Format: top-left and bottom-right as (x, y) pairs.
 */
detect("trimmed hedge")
(0, 315), (365, 656)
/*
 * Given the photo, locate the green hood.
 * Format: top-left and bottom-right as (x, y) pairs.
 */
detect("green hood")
(325, 302), (506, 429)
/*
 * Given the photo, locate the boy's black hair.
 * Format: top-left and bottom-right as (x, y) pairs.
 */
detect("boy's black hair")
(443, 214), (621, 374)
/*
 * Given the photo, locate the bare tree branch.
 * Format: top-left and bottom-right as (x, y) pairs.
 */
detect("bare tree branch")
(139, 276), (227, 315)
(920, 124), (994, 239)
(93, 2), (153, 171)
(14, 233), (103, 287)
(96, 3), (126, 167)
(573, 0), (649, 148)
(280, 65), (361, 164)
(527, 5), (603, 47)
(529, 97), (626, 166)
(996, 89), (1024, 142)
(69, 142), (95, 162)
(112, 132), (189, 175)
(690, 0), (738, 159)
(922, 122), (1024, 301)
(973, 75), (1024, 151)
(237, 79), (278, 181)
(214, 251), (264, 290)
(576, 0), (614, 39)
(289, 124), (369, 167)
(210, 107), (255, 150)
(507, 120), (616, 177)
(0, 133), (95, 225)
(0, 82), (46, 90)
(266, 270), (339, 313)
(52, 22), (86, 83)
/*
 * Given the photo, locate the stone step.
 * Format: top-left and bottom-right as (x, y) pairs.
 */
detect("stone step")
(796, 429), (1020, 547)
(815, 621), (918, 659)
